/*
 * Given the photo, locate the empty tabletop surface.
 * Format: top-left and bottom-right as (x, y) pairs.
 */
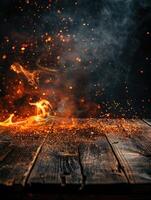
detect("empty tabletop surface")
(0, 118), (151, 194)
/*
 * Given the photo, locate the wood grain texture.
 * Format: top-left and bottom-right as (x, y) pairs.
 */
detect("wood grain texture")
(78, 128), (128, 185)
(0, 125), (53, 186)
(28, 123), (128, 189)
(0, 118), (151, 191)
(28, 128), (82, 187)
(105, 119), (151, 184)
(0, 141), (13, 162)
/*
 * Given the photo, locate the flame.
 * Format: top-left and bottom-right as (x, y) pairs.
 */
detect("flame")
(29, 99), (53, 121)
(0, 114), (14, 127)
(11, 63), (38, 86)
(0, 99), (53, 128)
(11, 62), (57, 87)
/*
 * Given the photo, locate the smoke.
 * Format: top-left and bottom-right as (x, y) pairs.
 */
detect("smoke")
(33, 0), (150, 116)
(52, 0), (138, 99)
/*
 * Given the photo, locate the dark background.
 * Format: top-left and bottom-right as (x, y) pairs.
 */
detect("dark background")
(0, 0), (151, 118)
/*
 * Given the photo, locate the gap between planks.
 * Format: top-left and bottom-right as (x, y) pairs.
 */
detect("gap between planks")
(77, 146), (86, 189)
(105, 119), (151, 184)
(142, 119), (151, 127)
(104, 121), (136, 184)
(22, 122), (55, 186)
(22, 119), (151, 187)
(25, 119), (130, 188)
(104, 134), (131, 183)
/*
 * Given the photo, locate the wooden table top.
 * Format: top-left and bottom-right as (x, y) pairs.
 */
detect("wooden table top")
(0, 119), (151, 195)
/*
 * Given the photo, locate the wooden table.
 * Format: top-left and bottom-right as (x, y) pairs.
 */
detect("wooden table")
(0, 119), (151, 199)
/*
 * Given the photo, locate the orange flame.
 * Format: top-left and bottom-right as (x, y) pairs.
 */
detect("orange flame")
(29, 99), (53, 121)
(0, 114), (14, 127)
(0, 99), (54, 127)
(11, 63), (38, 86)
(11, 62), (57, 87)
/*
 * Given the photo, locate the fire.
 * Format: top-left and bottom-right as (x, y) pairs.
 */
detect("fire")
(0, 114), (14, 127)
(29, 99), (53, 120)
(11, 63), (38, 86)
(0, 99), (54, 128)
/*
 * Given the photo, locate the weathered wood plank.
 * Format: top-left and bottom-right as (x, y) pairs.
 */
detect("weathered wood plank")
(28, 127), (82, 187)
(0, 141), (14, 162)
(0, 125), (53, 186)
(105, 119), (151, 184)
(28, 120), (128, 189)
(0, 118), (151, 192)
(78, 127), (128, 185)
